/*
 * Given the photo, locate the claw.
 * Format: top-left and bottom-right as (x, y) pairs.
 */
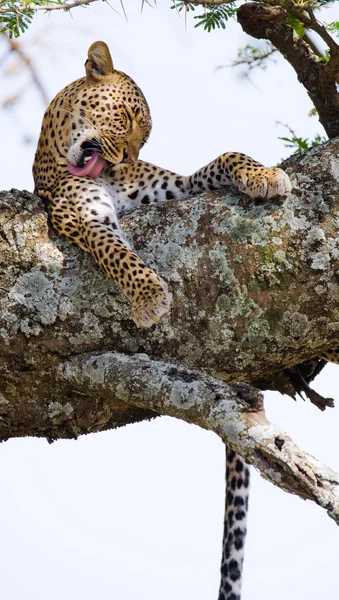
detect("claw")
(131, 279), (172, 328)
(266, 168), (292, 199)
(240, 167), (292, 200)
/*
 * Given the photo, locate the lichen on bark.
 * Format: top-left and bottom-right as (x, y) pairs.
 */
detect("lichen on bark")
(0, 139), (339, 515)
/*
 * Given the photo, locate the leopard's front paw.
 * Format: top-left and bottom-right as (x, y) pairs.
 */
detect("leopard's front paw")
(237, 167), (292, 200)
(131, 277), (172, 328)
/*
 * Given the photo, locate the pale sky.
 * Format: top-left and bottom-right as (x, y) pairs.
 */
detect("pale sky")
(1, 2), (338, 599)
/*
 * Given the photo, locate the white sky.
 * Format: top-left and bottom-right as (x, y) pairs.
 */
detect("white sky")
(1, 2), (339, 599)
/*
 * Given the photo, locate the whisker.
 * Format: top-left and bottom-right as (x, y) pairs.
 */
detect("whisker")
(59, 105), (97, 130)
(82, 147), (103, 153)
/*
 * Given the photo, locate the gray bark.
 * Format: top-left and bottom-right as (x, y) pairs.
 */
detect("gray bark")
(0, 138), (339, 521)
(61, 352), (339, 524)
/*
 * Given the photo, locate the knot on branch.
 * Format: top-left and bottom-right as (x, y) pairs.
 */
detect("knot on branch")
(231, 382), (263, 411)
(237, 3), (286, 37)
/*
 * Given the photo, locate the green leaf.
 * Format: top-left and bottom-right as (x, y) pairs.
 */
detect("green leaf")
(193, 4), (236, 32)
(318, 49), (330, 63)
(286, 15), (305, 38)
(326, 21), (339, 36)
(171, 1), (196, 13)
(279, 133), (327, 153)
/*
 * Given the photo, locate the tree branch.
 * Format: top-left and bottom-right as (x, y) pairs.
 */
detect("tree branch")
(289, 3), (338, 53)
(1, 139), (339, 520)
(2, 346), (339, 523)
(181, 0), (234, 5)
(2, 33), (49, 106)
(59, 351), (339, 524)
(215, 44), (277, 72)
(0, 0), (100, 14)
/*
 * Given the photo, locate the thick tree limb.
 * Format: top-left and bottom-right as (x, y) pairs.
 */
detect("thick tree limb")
(1, 140), (338, 387)
(60, 352), (339, 524)
(237, 3), (339, 139)
(0, 139), (339, 519)
(1, 342), (339, 522)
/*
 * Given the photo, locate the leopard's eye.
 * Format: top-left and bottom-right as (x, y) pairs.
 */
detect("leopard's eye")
(125, 107), (134, 130)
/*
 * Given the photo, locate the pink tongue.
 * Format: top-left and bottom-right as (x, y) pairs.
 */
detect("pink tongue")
(67, 152), (106, 178)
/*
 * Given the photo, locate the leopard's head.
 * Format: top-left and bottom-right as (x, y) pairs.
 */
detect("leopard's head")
(67, 41), (152, 178)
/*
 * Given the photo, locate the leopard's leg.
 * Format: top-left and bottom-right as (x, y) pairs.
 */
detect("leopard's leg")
(49, 177), (172, 328)
(219, 448), (250, 600)
(103, 161), (190, 211)
(189, 152), (291, 200)
(319, 347), (339, 365)
(105, 154), (290, 210)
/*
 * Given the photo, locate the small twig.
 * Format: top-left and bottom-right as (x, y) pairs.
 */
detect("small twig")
(305, 5), (339, 54)
(119, 0), (127, 20)
(140, 0), (155, 13)
(182, 0), (234, 5)
(0, 0), (100, 14)
(276, 121), (298, 139)
(215, 45), (277, 72)
(284, 2), (339, 53)
(285, 365), (334, 411)
(3, 33), (49, 106)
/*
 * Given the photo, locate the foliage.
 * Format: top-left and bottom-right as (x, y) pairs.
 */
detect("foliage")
(0, 0), (35, 36)
(326, 21), (339, 37)
(285, 14), (305, 38)
(171, 1), (237, 32)
(193, 4), (237, 32)
(278, 124), (327, 153)
(317, 49), (330, 63)
(171, 0), (338, 38)
(229, 43), (277, 71)
(0, 0), (96, 37)
(2, 0), (338, 42)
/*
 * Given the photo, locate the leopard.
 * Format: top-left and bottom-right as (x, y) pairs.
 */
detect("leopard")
(32, 41), (338, 600)
(33, 40), (292, 330)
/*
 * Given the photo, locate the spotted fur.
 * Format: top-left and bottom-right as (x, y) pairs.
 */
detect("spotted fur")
(320, 346), (339, 364)
(219, 449), (250, 600)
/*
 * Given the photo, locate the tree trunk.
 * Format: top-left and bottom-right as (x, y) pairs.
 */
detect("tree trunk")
(237, 3), (339, 139)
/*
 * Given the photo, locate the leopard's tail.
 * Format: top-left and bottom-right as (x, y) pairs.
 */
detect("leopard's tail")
(218, 448), (250, 600)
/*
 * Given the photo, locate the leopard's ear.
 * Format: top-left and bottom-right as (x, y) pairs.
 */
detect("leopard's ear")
(85, 41), (114, 84)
